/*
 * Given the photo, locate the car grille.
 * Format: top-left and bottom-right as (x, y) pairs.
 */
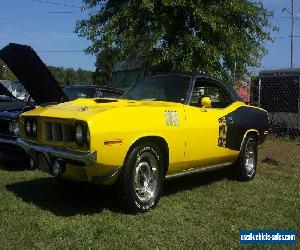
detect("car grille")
(0, 119), (10, 136)
(44, 121), (75, 143)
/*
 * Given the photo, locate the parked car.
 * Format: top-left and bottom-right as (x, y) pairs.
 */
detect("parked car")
(0, 81), (32, 167)
(0, 81), (17, 102)
(63, 85), (123, 100)
(18, 73), (269, 212)
(0, 43), (68, 168)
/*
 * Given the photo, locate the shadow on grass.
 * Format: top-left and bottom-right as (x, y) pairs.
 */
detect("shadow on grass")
(164, 166), (232, 196)
(6, 178), (123, 216)
(6, 167), (232, 216)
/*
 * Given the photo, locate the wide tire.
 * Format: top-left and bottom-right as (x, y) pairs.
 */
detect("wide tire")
(119, 143), (164, 213)
(235, 135), (258, 181)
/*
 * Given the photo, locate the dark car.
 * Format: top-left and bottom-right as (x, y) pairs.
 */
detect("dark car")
(0, 43), (68, 168)
(63, 85), (123, 101)
(0, 81), (15, 102)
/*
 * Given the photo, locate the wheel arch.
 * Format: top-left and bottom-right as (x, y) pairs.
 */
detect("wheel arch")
(124, 136), (169, 176)
(240, 129), (259, 150)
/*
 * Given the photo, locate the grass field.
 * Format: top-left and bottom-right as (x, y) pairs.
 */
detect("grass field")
(0, 137), (299, 249)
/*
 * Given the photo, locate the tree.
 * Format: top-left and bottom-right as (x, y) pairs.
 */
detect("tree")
(93, 47), (121, 85)
(48, 65), (93, 85)
(48, 66), (66, 84)
(0, 61), (93, 85)
(0, 59), (17, 80)
(76, 0), (275, 82)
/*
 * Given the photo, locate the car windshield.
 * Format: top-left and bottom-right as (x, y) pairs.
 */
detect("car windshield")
(63, 86), (97, 100)
(122, 75), (191, 103)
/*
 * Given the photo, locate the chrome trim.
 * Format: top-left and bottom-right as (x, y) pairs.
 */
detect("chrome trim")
(0, 137), (18, 146)
(166, 162), (233, 180)
(244, 140), (255, 177)
(133, 151), (159, 203)
(17, 138), (97, 165)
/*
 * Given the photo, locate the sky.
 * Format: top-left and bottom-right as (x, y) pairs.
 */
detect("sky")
(0, 0), (299, 72)
(261, 0), (300, 70)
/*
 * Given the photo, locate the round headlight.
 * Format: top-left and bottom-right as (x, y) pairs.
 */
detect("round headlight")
(32, 120), (37, 137)
(86, 127), (90, 146)
(25, 120), (31, 136)
(9, 121), (19, 136)
(75, 125), (83, 145)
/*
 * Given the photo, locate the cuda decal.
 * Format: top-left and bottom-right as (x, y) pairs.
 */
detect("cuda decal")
(165, 111), (179, 126)
(218, 116), (227, 147)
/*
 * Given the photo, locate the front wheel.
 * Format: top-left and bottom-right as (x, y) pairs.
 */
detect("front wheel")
(119, 143), (164, 213)
(235, 135), (258, 181)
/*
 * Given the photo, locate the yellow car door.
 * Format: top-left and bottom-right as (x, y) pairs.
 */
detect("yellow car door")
(183, 77), (239, 170)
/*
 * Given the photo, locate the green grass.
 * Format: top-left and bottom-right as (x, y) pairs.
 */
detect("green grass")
(0, 138), (299, 249)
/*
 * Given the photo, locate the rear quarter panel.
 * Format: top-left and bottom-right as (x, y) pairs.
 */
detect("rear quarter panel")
(223, 106), (269, 150)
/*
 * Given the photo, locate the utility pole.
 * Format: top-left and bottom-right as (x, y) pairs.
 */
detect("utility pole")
(291, 0), (295, 68)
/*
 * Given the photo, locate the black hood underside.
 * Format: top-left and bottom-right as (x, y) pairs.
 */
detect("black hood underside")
(0, 43), (68, 105)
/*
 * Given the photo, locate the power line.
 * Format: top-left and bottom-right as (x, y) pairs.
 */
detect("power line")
(27, 0), (80, 8)
(37, 50), (84, 52)
(47, 11), (80, 14)
(274, 16), (300, 19)
(276, 35), (300, 39)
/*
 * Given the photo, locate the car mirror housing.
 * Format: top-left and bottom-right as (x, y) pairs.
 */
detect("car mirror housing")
(201, 96), (212, 108)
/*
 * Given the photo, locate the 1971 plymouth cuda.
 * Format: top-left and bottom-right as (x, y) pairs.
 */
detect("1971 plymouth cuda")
(18, 73), (269, 212)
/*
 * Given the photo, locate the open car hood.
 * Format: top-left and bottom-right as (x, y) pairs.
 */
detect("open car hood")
(0, 81), (14, 98)
(0, 43), (68, 105)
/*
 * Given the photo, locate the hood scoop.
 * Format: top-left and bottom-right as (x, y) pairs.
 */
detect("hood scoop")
(94, 98), (118, 103)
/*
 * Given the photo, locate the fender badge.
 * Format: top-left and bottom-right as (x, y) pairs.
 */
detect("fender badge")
(81, 106), (89, 111)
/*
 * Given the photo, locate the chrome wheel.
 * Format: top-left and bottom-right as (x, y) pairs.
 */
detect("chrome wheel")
(120, 143), (163, 212)
(133, 152), (158, 203)
(245, 140), (255, 177)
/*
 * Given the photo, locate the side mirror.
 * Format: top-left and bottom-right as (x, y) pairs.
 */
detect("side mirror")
(201, 96), (212, 108)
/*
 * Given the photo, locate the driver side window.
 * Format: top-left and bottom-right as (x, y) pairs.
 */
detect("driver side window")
(190, 79), (233, 108)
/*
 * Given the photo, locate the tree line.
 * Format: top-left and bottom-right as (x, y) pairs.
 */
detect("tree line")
(47, 66), (94, 85)
(0, 59), (101, 85)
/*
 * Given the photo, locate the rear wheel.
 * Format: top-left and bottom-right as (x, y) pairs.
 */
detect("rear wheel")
(235, 135), (258, 181)
(119, 143), (164, 213)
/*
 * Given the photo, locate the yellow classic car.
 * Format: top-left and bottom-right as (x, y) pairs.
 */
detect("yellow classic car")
(17, 73), (269, 212)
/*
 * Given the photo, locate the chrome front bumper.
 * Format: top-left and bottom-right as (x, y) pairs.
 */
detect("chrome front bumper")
(17, 138), (97, 166)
